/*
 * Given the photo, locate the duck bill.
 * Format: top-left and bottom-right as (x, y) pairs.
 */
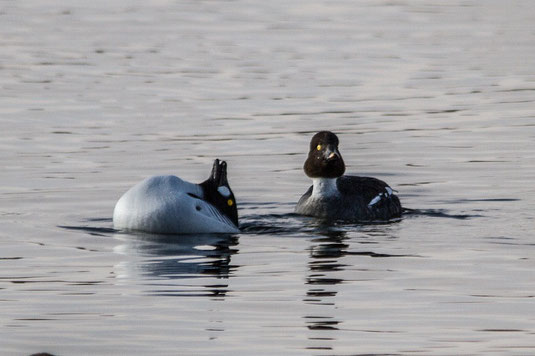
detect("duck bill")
(324, 145), (340, 161)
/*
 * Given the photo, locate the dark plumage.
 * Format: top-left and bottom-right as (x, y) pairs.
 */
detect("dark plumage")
(199, 159), (239, 226)
(303, 131), (345, 178)
(295, 131), (402, 221)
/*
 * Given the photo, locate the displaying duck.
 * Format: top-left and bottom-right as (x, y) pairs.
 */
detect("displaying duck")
(295, 131), (402, 221)
(113, 159), (239, 234)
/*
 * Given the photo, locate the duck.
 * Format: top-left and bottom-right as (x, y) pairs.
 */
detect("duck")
(113, 159), (239, 234)
(295, 131), (402, 221)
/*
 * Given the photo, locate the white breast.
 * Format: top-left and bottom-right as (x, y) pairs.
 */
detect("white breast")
(113, 175), (239, 234)
(311, 178), (339, 198)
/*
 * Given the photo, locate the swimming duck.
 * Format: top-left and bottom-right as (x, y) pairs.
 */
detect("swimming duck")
(113, 159), (239, 234)
(295, 131), (402, 221)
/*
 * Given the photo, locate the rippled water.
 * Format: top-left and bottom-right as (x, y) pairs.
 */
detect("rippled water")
(1, 1), (535, 354)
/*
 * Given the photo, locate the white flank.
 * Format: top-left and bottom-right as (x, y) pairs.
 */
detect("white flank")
(113, 175), (239, 234)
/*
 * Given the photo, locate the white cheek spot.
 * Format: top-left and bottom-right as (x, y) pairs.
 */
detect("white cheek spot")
(217, 186), (231, 197)
(385, 187), (393, 196)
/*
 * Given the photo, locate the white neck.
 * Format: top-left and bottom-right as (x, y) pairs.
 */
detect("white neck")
(311, 178), (339, 198)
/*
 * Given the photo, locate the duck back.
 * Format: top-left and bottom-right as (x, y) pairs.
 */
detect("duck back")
(296, 176), (401, 221)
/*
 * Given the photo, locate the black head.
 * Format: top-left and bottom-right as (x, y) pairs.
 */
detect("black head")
(200, 159), (239, 227)
(303, 131), (345, 178)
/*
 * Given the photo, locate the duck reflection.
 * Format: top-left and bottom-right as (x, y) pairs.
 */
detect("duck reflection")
(304, 229), (347, 332)
(302, 222), (405, 351)
(114, 233), (239, 298)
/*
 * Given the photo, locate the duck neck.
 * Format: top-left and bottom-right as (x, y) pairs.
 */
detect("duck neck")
(311, 178), (339, 198)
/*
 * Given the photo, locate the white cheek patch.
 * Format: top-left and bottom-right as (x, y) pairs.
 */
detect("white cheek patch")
(385, 187), (393, 196)
(217, 186), (231, 197)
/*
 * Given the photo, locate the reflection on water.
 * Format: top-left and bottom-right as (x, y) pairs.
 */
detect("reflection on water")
(305, 230), (347, 337)
(114, 233), (239, 298)
(302, 227), (417, 342)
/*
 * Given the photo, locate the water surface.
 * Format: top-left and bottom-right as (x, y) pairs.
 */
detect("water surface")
(1, 1), (534, 354)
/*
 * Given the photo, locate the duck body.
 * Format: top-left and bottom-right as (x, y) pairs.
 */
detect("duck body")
(113, 160), (239, 234)
(295, 131), (402, 221)
(296, 176), (402, 221)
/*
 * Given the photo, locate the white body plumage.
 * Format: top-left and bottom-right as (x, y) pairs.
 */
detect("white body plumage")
(113, 175), (239, 234)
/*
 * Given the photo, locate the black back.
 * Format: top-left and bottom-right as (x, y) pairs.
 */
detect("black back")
(297, 175), (402, 221)
(199, 159), (239, 227)
(337, 175), (402, 220)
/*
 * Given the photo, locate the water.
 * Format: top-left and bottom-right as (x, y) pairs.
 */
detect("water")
(1, 1), (534, 354)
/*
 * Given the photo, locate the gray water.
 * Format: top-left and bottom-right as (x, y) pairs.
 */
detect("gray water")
(1, 1), (535, 355)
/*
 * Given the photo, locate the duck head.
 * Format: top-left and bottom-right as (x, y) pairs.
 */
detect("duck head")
(200, 159), (239, 227)
(303, 131), (345, 178)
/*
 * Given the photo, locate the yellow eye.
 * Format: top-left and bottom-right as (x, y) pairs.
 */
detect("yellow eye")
(316, 144), (322, 151)
(227, 199), (234, 206)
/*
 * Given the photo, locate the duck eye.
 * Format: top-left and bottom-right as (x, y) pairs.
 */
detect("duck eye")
(316, 144), (322, 151)
(227, 199), (234, 206)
